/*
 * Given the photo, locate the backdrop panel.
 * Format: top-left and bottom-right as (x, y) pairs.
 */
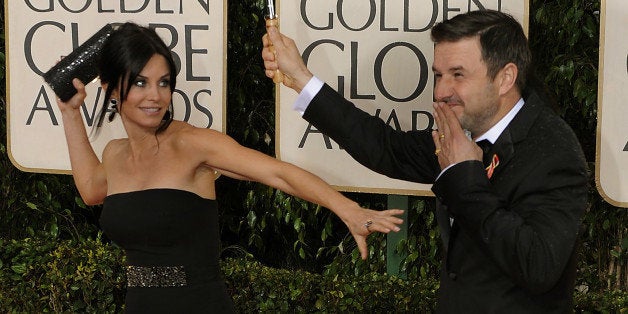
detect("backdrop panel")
(5, 1), (227, 173)
(276, 0), (529, 195)
(596, 0), (628, 207)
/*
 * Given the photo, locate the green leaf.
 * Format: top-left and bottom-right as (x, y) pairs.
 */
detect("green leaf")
(293, 217), (302, 232)
(11, 264), (27, 274)
(50, 223), (59, 238)
(247, 211), (258, 228)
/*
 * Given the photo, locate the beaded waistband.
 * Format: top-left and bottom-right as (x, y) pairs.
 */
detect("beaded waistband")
(126, 265), (187, 287)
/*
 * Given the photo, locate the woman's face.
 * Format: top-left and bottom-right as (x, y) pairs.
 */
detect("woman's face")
(118, 54), (172, 130)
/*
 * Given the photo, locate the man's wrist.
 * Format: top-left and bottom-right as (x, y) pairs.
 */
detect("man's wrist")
(293, 76), (324, 115)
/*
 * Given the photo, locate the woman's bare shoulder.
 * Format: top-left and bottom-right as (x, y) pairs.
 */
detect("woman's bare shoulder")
(103, 138), (127, 156)
(170, 121), (229, 145)
(100, 139), (128, 169)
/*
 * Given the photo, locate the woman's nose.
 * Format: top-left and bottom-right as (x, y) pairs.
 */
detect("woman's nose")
(147, 84), (161, 101)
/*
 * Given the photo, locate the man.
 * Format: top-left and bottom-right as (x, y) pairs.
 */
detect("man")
(262, 9), (588, 313)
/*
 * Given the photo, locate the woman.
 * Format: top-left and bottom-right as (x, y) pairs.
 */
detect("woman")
(55, 22), (403, 313)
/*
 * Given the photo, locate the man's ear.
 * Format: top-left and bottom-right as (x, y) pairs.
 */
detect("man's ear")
(498, 63), (518, 96)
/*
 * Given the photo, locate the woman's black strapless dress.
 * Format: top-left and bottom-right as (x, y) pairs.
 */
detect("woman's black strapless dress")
(100, 189), (235, 313)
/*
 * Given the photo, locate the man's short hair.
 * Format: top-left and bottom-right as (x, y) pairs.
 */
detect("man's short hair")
(431, 10), (532, 92)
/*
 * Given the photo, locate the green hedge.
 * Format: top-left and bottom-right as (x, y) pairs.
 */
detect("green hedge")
(1, 236), (625, 313)
(0, 235), (125, 313)
(226, 256), (437, 312)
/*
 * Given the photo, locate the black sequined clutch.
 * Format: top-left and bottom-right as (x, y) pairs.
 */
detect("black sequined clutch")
(43, 24), (114, 101)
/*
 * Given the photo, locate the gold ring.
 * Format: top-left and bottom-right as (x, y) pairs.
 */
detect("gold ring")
(439, 134), (445, 139)
(364, 220), (373, 230)
(435, 148), (441, 156)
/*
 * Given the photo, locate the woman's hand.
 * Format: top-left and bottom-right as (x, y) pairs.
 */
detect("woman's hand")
(55, 78), (87, 113)
(341, 205), (404, 260)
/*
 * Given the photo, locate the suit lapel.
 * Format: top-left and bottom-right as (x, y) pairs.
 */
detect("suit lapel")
(436, 201), (451, 247)
(488, 129), (514, 179)
(489, 90), (544, 179)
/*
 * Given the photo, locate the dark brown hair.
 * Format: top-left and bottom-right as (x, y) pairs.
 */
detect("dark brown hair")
(431, 10), (531, 92)
(95, 22), (177, 134)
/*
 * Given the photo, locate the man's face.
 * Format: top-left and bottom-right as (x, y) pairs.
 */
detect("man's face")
(432, 37), (501, 136)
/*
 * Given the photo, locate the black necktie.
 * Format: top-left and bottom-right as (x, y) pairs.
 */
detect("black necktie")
(476, 140), (493, 166)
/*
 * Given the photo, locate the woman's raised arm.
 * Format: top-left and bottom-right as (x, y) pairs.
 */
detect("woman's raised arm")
(56, 79), (107, 205)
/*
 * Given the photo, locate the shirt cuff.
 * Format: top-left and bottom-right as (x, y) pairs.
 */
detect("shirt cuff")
(435, 163), (456, 181)
(293, 76), (324, 116)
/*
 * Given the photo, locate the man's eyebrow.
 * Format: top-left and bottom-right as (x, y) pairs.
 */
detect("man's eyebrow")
(431, 66), (465, 72)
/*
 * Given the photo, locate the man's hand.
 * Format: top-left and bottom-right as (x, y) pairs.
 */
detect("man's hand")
(431, 102), (482, 170)
(262, 26), (313, 93)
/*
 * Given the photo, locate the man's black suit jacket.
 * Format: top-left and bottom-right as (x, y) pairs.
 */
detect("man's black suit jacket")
(303, 84), (588, 313)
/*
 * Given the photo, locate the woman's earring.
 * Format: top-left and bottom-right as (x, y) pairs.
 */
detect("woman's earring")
(162, 103), (173, 121)
(108, 99), (118, 122)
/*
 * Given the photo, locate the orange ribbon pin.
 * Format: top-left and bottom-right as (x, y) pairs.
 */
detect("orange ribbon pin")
(485, 154), (499, 179)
